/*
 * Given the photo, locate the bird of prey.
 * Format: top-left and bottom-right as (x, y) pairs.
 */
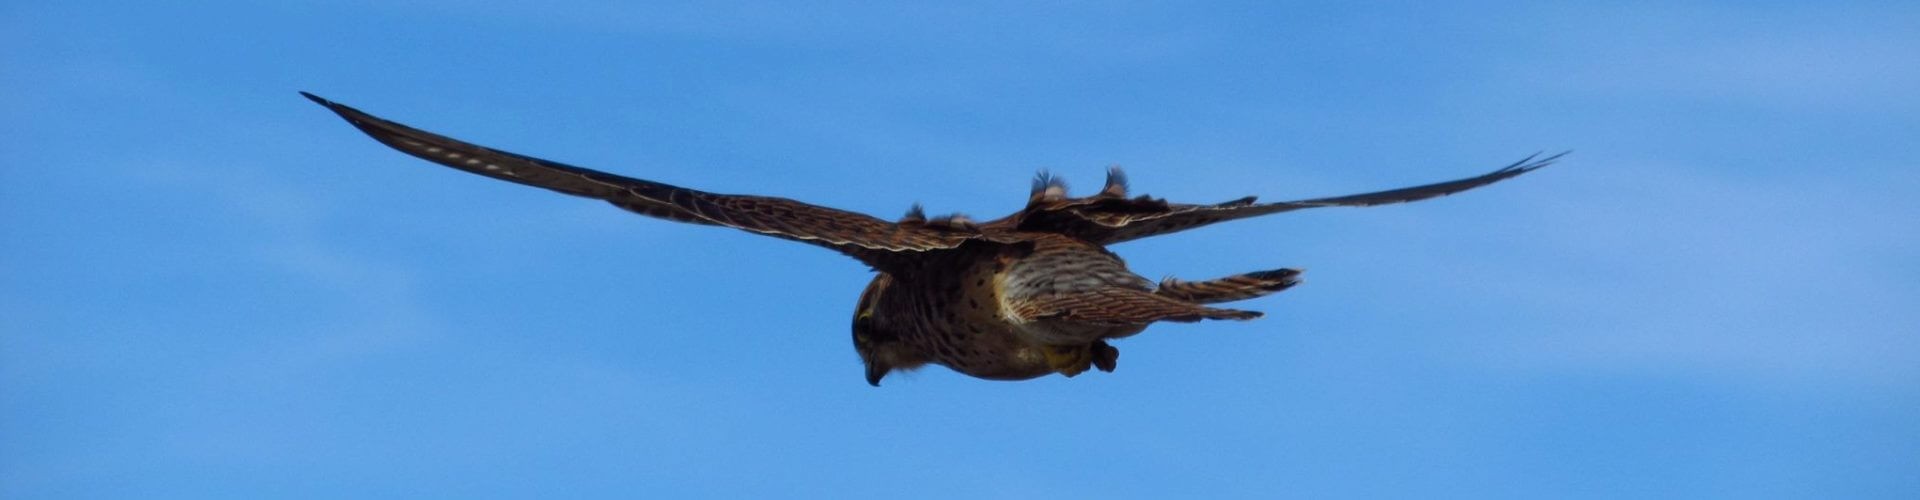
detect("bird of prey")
(301, 92), (1560, 386)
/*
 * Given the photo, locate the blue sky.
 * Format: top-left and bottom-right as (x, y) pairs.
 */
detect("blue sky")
(4, 1), (1916, 498)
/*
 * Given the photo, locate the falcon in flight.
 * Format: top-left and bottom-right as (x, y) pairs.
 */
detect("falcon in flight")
(301, 92), (1560, 386)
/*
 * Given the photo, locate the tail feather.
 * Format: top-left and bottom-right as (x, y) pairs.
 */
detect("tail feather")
(1012, 287), (1262, 326)
(1157, 268), (1303, 304)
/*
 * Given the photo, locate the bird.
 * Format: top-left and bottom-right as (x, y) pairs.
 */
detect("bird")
(300, 92), (1561, 386)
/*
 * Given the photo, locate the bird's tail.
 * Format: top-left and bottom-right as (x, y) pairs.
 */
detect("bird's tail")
(1155, 268), (1302, 304)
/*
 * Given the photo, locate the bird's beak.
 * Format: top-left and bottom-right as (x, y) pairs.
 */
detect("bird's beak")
(865, 364), (888, 387)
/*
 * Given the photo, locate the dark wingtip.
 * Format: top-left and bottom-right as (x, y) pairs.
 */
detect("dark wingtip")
(1504, 150), (1571, 174)
(298, 91), (332, 107)
(298, 91), (363, 123)
(1246, 268), (1303, 281)
(297, 91), (392, 143)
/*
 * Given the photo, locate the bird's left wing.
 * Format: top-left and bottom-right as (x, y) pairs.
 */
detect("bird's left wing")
(301, 92), (974, 262)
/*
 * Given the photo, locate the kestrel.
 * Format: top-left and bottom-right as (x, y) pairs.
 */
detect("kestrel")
(302, 92), (1560, 386)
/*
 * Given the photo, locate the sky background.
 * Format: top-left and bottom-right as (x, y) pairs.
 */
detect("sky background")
(4, 1), (1916, 498)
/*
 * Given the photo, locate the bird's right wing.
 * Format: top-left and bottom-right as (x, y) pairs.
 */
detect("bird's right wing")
(302, 93), (976, 262)
(1014, 154), (1562, 245)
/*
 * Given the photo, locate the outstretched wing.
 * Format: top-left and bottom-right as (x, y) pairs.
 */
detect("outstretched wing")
(301, 92), (974, 263)
(1021, 153), (1562, 245)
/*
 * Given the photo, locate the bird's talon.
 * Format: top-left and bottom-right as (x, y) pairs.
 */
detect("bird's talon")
(1092, 342), (1119, 373)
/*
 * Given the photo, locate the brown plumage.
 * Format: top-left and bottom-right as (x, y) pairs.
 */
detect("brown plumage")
(1156, 269), (1304, 304)
(302, 92), (1561, 386)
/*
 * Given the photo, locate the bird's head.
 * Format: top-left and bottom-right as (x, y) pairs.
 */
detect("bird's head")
(852, 274), (926, 386)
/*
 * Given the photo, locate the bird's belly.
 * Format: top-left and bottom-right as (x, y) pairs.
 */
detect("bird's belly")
(904, 312), (1055, 380)
(880, 258), (1057, 380)
(879, 236), (1152, 380)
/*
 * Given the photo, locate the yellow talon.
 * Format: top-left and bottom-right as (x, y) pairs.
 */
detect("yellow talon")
(1043, 345), (1092, 377)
